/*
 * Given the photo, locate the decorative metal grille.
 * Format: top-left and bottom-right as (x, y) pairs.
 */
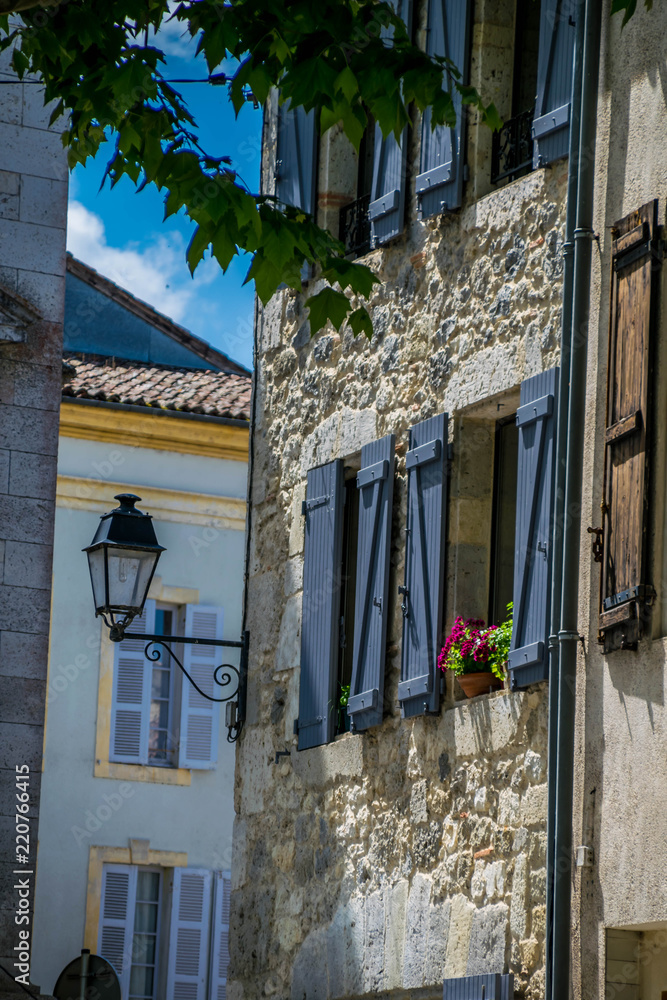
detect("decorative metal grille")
(491, 109), (534, 184)
(339, 194), (371, 258)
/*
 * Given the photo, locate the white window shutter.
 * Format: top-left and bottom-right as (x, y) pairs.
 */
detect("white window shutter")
(178, 605), (223, 769)
(98, 864), (135, 997)
(208, 872), (231, 1000)
(166, 868), (213, 1000)
(110, 601), (155, 764)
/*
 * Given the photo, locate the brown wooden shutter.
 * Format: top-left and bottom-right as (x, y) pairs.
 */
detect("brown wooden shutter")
(598, 200), (661, 652)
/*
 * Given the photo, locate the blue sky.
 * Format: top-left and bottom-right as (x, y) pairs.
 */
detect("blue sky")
(66, 17), (261, 371)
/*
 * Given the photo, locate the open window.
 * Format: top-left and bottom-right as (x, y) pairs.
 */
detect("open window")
(98, 865), (230, 1000)
(296, 435), (395, 749)
(110, 601), (223, 770)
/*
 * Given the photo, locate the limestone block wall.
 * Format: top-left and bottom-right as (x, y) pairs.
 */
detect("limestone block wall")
(0, 49), (68, 988)
(232, 148), (567, 1000)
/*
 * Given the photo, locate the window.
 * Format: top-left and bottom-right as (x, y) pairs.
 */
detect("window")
(296, 434), (395, 749)
(110, 600), (224, 770)
(489, 416), (519, 626)
(490, 0), (576, 184)
(98, 866), (231, 1000)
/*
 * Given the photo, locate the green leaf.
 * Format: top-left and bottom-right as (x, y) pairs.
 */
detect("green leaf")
(186, 225), (209, 274)
(348, 306), (373, 340)
(334, 65), (359, 102)
(305, 287), (351, 333)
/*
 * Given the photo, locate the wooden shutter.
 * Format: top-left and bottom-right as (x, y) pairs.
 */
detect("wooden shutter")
(178, 605), (223, 769)
(347, 434), (395, 731)
(166, 868), (212, 1000)
(442, 974), (514, 999)
(398, 413), (448, 718)
(110, 601), (155, 764)
(208, 872), (231, 1000)
(98, 864), (134, 994)
(369, 0), (414, 246)
(275, 102), (318, 215)
(532, 0), (576, 168)
(508, 368), (559, 689)
(598, 201), (661, 652)
(297, 459), (345, 750)
(416, 0), (473, 218)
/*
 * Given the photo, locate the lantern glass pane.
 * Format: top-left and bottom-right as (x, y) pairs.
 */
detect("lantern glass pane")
(106, 546), (158, 612)
(86, 546), (108, 613)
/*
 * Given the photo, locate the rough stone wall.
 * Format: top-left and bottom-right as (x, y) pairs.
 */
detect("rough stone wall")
(0, 50), (68, 991)
(233, 71), (568, 997)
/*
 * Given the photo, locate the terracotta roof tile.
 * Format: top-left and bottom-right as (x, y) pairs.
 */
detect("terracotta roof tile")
(62, 355), (251, 421)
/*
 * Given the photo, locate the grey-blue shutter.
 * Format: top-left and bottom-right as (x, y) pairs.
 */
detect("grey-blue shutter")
(369, 0), (414, 247)
(347, 434), (395, 732)
(417, 0), (473, 219)
(398, 413), (448, 718)
(508, 367), (559, 689)
(275, 103), (318, 215)
(442, 974), (514, 999)
(297, 460), (345, 750)
(532, 0), (576, 168)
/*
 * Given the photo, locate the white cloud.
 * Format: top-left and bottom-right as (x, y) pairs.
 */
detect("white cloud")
(66, 200), (217, 326)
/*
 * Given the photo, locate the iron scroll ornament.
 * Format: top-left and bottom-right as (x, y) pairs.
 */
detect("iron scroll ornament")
(144, 640), (240, 704)
(121, 629), (249, 743)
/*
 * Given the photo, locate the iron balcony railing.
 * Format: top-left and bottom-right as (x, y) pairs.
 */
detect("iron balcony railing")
(491, 108), (534, 184)
(339, 193), (371, 258)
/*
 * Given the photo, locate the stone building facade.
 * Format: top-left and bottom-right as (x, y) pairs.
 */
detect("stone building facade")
(231, 0), (576, 996)
(0, 49), (68, 993)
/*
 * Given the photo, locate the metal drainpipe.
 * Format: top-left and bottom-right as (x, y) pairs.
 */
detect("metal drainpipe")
(545, 0), (585, 994)
(550, 0), (603, 996)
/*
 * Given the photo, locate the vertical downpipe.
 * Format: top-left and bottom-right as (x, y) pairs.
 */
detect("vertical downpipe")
(551, 0), (603, 997)
(546, 0), (585, 995)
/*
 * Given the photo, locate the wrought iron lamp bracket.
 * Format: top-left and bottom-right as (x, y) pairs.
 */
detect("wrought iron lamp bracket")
(117, 629), (250, 743)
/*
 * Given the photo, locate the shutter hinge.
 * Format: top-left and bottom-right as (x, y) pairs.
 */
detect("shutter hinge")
(587, 526), (603, 563)
(293, 718), (299, 735)
(398, 585), (409, 617)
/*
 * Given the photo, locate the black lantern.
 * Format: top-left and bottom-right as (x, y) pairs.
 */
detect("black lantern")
(83, 494), (165, 641)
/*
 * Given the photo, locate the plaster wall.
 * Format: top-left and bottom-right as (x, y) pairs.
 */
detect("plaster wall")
(0, 46), (68, 989)
(30, 431), (246, 993)
(232, 77), (570, 997)
(571, 2), (667, 998)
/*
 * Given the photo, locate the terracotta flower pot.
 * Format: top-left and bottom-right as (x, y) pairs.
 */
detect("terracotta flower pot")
(457, 671), (503, 698)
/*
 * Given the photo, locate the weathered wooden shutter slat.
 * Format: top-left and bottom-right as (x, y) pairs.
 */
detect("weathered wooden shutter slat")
(599, 201), (660, 652)
(417, 0), (473, 218)
(275, 103), (318, 215)
(178, 605), (223, 769)
(110, 601), (155, 764)
(442, 973), (514, 999)
(369, 0), (414, 246)
(166, 868), (212, 1000)
(298, 460), (345, 749)
(399, 413), (448, 717)
(508, 367), (559, 689)
(347, 434), (395, 731)
(532, 0), (576, 168)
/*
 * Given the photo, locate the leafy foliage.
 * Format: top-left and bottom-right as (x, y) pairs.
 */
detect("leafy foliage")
(610, 0), (653, 26)
(0, 0), (500, 335)
(438, 605), (512, 680)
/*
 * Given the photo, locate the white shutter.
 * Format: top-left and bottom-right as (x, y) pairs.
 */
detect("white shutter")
(166, 868), (213, 1000)
(208, 872), (231, 1000)
(98, 864), (135, 997)
(110, 600), (155, 764)
(178, 605), (223, 769)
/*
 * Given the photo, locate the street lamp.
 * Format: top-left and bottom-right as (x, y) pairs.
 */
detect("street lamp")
(84, 494), (248, 742)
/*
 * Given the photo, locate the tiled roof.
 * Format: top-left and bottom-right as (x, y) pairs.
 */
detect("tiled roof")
(62, 355), (251, 421)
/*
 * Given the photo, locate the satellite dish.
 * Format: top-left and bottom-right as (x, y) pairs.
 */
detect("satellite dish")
(53, 949), (121, 1000)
